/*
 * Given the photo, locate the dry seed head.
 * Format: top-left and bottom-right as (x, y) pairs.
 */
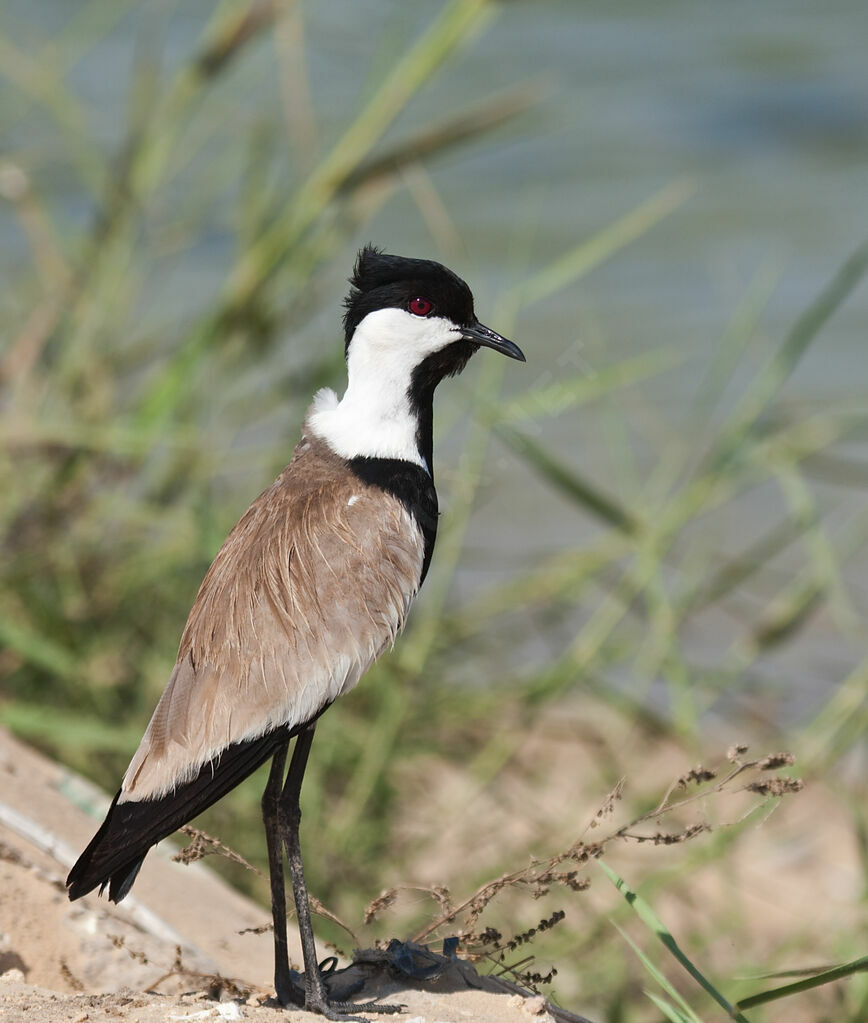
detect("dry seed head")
(560, 871), (591, 892)
(516, 966), (558, 989)
(591, 778), (625, 828)
(569, 840), (603, 863)
(364, 888), (398, 924)
(653, 823), (710, 845)
(757, 751), (796, 770)
(677, 766), (717, 788)
(746, 777), (804, 796)
(430, 884), (453, 911)
(727, 743), (750, 761)
(472, 926), (502, 946)
(172, 826), (261, 874)
(237, 924), (271, 936)
(503, 911), (567, 953)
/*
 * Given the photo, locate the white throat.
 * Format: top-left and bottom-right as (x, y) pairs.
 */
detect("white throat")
(307, 307), (462, 471)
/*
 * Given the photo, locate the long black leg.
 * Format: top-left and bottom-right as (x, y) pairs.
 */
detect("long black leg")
(279, 723), (402, 1022)
(261, 740), (303, 1007)
(279, 724), (326, 1010)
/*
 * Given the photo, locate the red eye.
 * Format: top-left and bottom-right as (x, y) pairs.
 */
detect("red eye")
(408, 296), (433, 316)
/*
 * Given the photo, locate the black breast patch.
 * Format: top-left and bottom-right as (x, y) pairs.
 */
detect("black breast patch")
(347, 456), (439, 586)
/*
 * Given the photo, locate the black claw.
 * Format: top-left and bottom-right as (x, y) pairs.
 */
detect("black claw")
(308, 997), (406, 1022)
(330, 1001), (404, 1015)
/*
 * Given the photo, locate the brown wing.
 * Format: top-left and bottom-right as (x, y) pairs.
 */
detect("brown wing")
(120, 433), (424, 802)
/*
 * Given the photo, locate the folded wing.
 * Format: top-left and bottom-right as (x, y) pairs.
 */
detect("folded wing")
(67, 433), (426, 901)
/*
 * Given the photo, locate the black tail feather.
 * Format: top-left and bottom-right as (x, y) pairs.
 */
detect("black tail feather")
(109, 855), (145, 902)
(66, 725), (294, 902)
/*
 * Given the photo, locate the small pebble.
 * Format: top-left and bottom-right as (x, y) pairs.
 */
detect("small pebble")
(523, 994), (548, 1015)
(216, 1004), (243, 1021)
(0, 969), (25, 984)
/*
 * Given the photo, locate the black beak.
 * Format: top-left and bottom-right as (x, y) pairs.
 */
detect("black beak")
(461, 321), (526, 362)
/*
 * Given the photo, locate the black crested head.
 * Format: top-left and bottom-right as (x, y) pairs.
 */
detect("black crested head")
(337, 245), (524, 477)
(342, 245), (476, 355)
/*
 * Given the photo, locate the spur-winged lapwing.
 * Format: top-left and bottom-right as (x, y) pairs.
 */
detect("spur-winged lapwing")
(67, 246), (525, 1020)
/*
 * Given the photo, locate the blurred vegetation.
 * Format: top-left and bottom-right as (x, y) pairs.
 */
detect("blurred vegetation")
(1, 3), (867, 1022)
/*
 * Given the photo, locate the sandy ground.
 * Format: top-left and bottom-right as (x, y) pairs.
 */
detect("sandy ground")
(0, 727), (587, 1023)
(1, 711), (864, 1022)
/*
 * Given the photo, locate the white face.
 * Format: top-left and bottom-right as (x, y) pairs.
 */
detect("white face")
(347, 307), (463, 379)
(307, 307), (467, 471)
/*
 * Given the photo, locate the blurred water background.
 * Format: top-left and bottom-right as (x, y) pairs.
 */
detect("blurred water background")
(1, 3), (867, 1020)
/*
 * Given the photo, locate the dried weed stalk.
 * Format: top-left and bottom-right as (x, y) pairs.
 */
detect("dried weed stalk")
(397, 745), (802, 954)
(104, 934), (250, 1000)
(169, 746), (803, 997)
(364, 883), (454, 926)
(175, 826), (358, 944)
(59, 959), (86, 992)
(145, 943), (251, 1000)
(173, 825), (262, 875)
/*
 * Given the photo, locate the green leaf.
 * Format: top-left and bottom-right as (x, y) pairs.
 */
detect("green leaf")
(614, 923), (703, 1023)
(709, 237), (868, 473)
(496, 422), (638, 535)
(0, 614), (77, 679)
(516, 178), (695, 308)
(735, 954), (868, 1012)
(0, 701), (141, 755)
(647, 991), (702, 1023)
(599, 860), (751, 1022)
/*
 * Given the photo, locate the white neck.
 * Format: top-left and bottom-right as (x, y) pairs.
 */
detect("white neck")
(307, 378), (426, 471)
(307, 307), (462, 471)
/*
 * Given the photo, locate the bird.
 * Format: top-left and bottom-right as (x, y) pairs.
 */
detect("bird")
(66, 245), (525, 1021)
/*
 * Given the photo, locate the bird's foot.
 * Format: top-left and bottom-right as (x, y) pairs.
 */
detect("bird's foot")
(275, 961), (403, 1020)
(304, 992), (405, 1022)
(310, 958), (404, 1020)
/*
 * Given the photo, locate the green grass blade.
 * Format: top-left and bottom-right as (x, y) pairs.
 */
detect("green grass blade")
(773, 461), (857, 628)
(800, 656), (868, 770)
(599, 860), (751, 1022)
(0, 612), (78, 679)
(710, 237), (868, 471)
(227, 0), (495, 309)
(133, 316), (217, 430)
(688, 260), (781, 422)
(614, 923), (704, 1023)
(338, 79), (545, 194)
(0, 34), (104, 195)
(135, 0), (495, 430)
(735, 955), (868, 1012)
(647, 991), (703, 1023)
(516, 178), (695, 308)
(0, 701), (142, 755)
(496, 422), (638, 534)
(493, 346), (684, 425)
(680, 517), (812, 613)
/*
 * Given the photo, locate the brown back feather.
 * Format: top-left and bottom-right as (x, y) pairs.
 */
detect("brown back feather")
(121, 431), (423, 801)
